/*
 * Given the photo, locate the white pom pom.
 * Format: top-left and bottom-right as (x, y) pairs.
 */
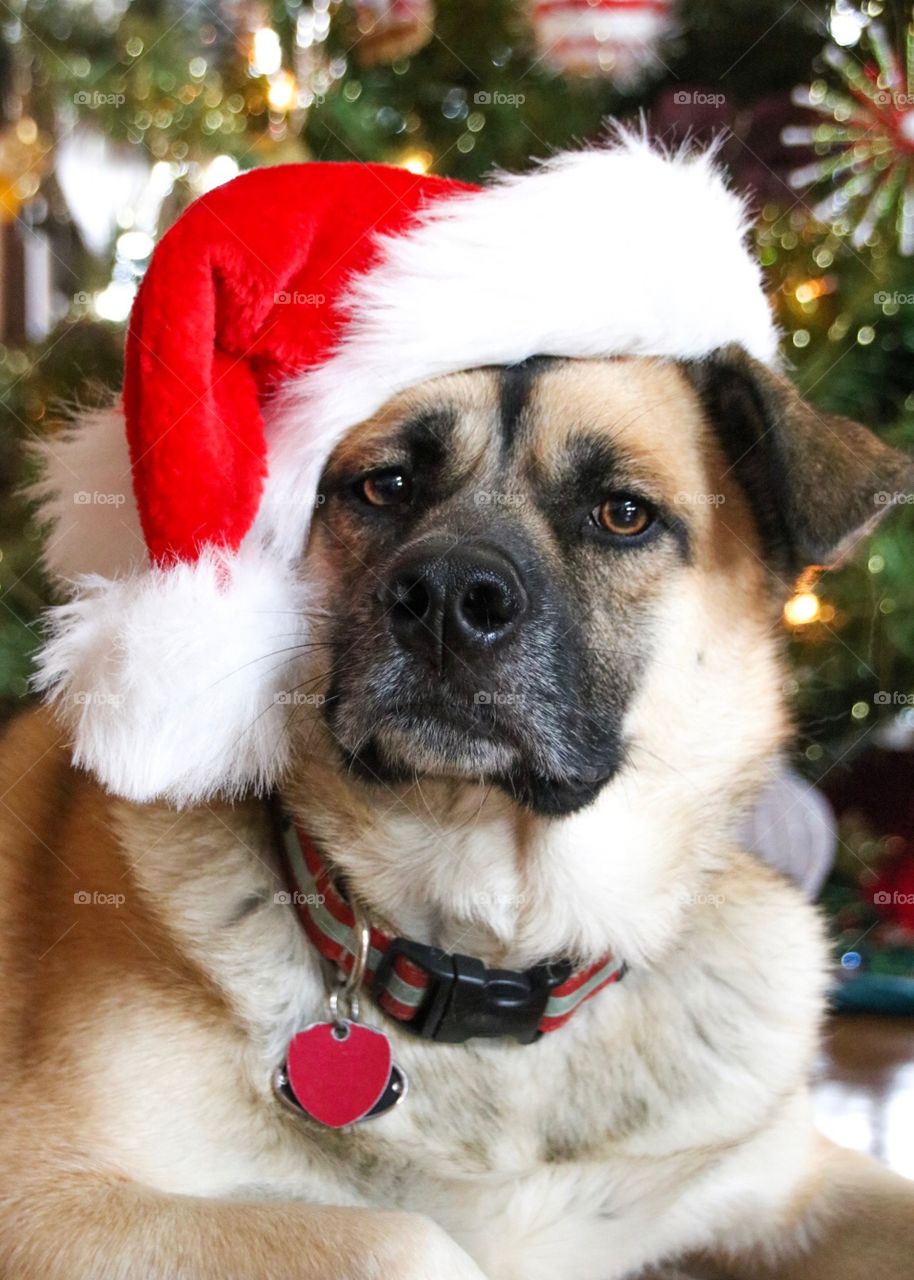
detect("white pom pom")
(33, 548), (310, 806)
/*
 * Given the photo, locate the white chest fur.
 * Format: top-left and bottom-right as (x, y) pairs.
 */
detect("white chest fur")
(109, 798), (827, 1280)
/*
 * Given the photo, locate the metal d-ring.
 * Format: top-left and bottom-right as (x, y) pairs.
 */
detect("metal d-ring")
(328, 901), (371, 1030)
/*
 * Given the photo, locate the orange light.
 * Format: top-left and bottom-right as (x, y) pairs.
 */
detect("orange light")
(267, 71), (297, 112)
(794, 277), (832, 304)
(398, 149), (433, 175)
(784, 591), (821, 626)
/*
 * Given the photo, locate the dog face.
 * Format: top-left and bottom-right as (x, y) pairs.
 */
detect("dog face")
(302, 349), (910, 819)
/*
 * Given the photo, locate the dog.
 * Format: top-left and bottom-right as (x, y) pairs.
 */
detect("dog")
(1, 346), (913, 1280)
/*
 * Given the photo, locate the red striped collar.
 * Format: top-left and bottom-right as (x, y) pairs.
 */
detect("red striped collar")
(277, 812), (626, 1044)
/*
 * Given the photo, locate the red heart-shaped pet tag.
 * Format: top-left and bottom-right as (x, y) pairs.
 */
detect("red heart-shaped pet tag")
(286, 1021), (393, 1128)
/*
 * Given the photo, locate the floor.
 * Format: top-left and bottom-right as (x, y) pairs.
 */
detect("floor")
(813, 1014), (914, 1180)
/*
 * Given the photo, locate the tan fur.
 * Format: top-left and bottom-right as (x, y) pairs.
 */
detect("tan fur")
(2, 360), (912, 1280)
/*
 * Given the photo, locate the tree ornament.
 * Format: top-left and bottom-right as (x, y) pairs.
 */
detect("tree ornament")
(785, 17), (914, 255)
(740, 768), (836, 900)
(529, 0), (674, 88)
(352, 0), (435, 68)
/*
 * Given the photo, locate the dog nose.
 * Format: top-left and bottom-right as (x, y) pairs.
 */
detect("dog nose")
(383, 541), (527, 666)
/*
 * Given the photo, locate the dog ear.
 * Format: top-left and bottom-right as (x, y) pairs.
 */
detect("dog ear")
(684, 344), (914, 576)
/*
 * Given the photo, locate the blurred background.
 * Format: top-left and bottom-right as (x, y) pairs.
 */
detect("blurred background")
(2, 1), (914, 1038)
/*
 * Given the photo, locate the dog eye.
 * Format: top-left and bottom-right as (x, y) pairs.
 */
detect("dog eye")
(357, 469), (413, 508)
(592, 494), (654, 538)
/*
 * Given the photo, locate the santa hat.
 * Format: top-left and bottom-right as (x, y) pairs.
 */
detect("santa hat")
(33, 136), (778, 806)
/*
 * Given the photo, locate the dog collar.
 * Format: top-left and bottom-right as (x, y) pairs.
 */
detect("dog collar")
(277, 812), (626, 1045)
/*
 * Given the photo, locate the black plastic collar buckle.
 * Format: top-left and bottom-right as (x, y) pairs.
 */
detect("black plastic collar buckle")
(374, 937), (573, 1044)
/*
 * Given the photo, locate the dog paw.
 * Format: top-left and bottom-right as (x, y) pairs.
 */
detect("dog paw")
(374, 1213), (488, 1280)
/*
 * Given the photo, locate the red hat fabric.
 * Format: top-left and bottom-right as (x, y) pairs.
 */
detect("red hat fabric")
(33, 137), (778, 805)
(123, 163), (473, 565)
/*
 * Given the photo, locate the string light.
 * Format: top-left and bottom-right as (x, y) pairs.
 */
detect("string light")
(250, 28), (283, 78)
(199, 154), (239, 193)
(93, 281), (136, 323)
(397, 148), (433, 174)
(793, 277), (833, 304)
(116, 230), (154, 260)
(268, 71), (297, 113)
(784, 591), (822, 626)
